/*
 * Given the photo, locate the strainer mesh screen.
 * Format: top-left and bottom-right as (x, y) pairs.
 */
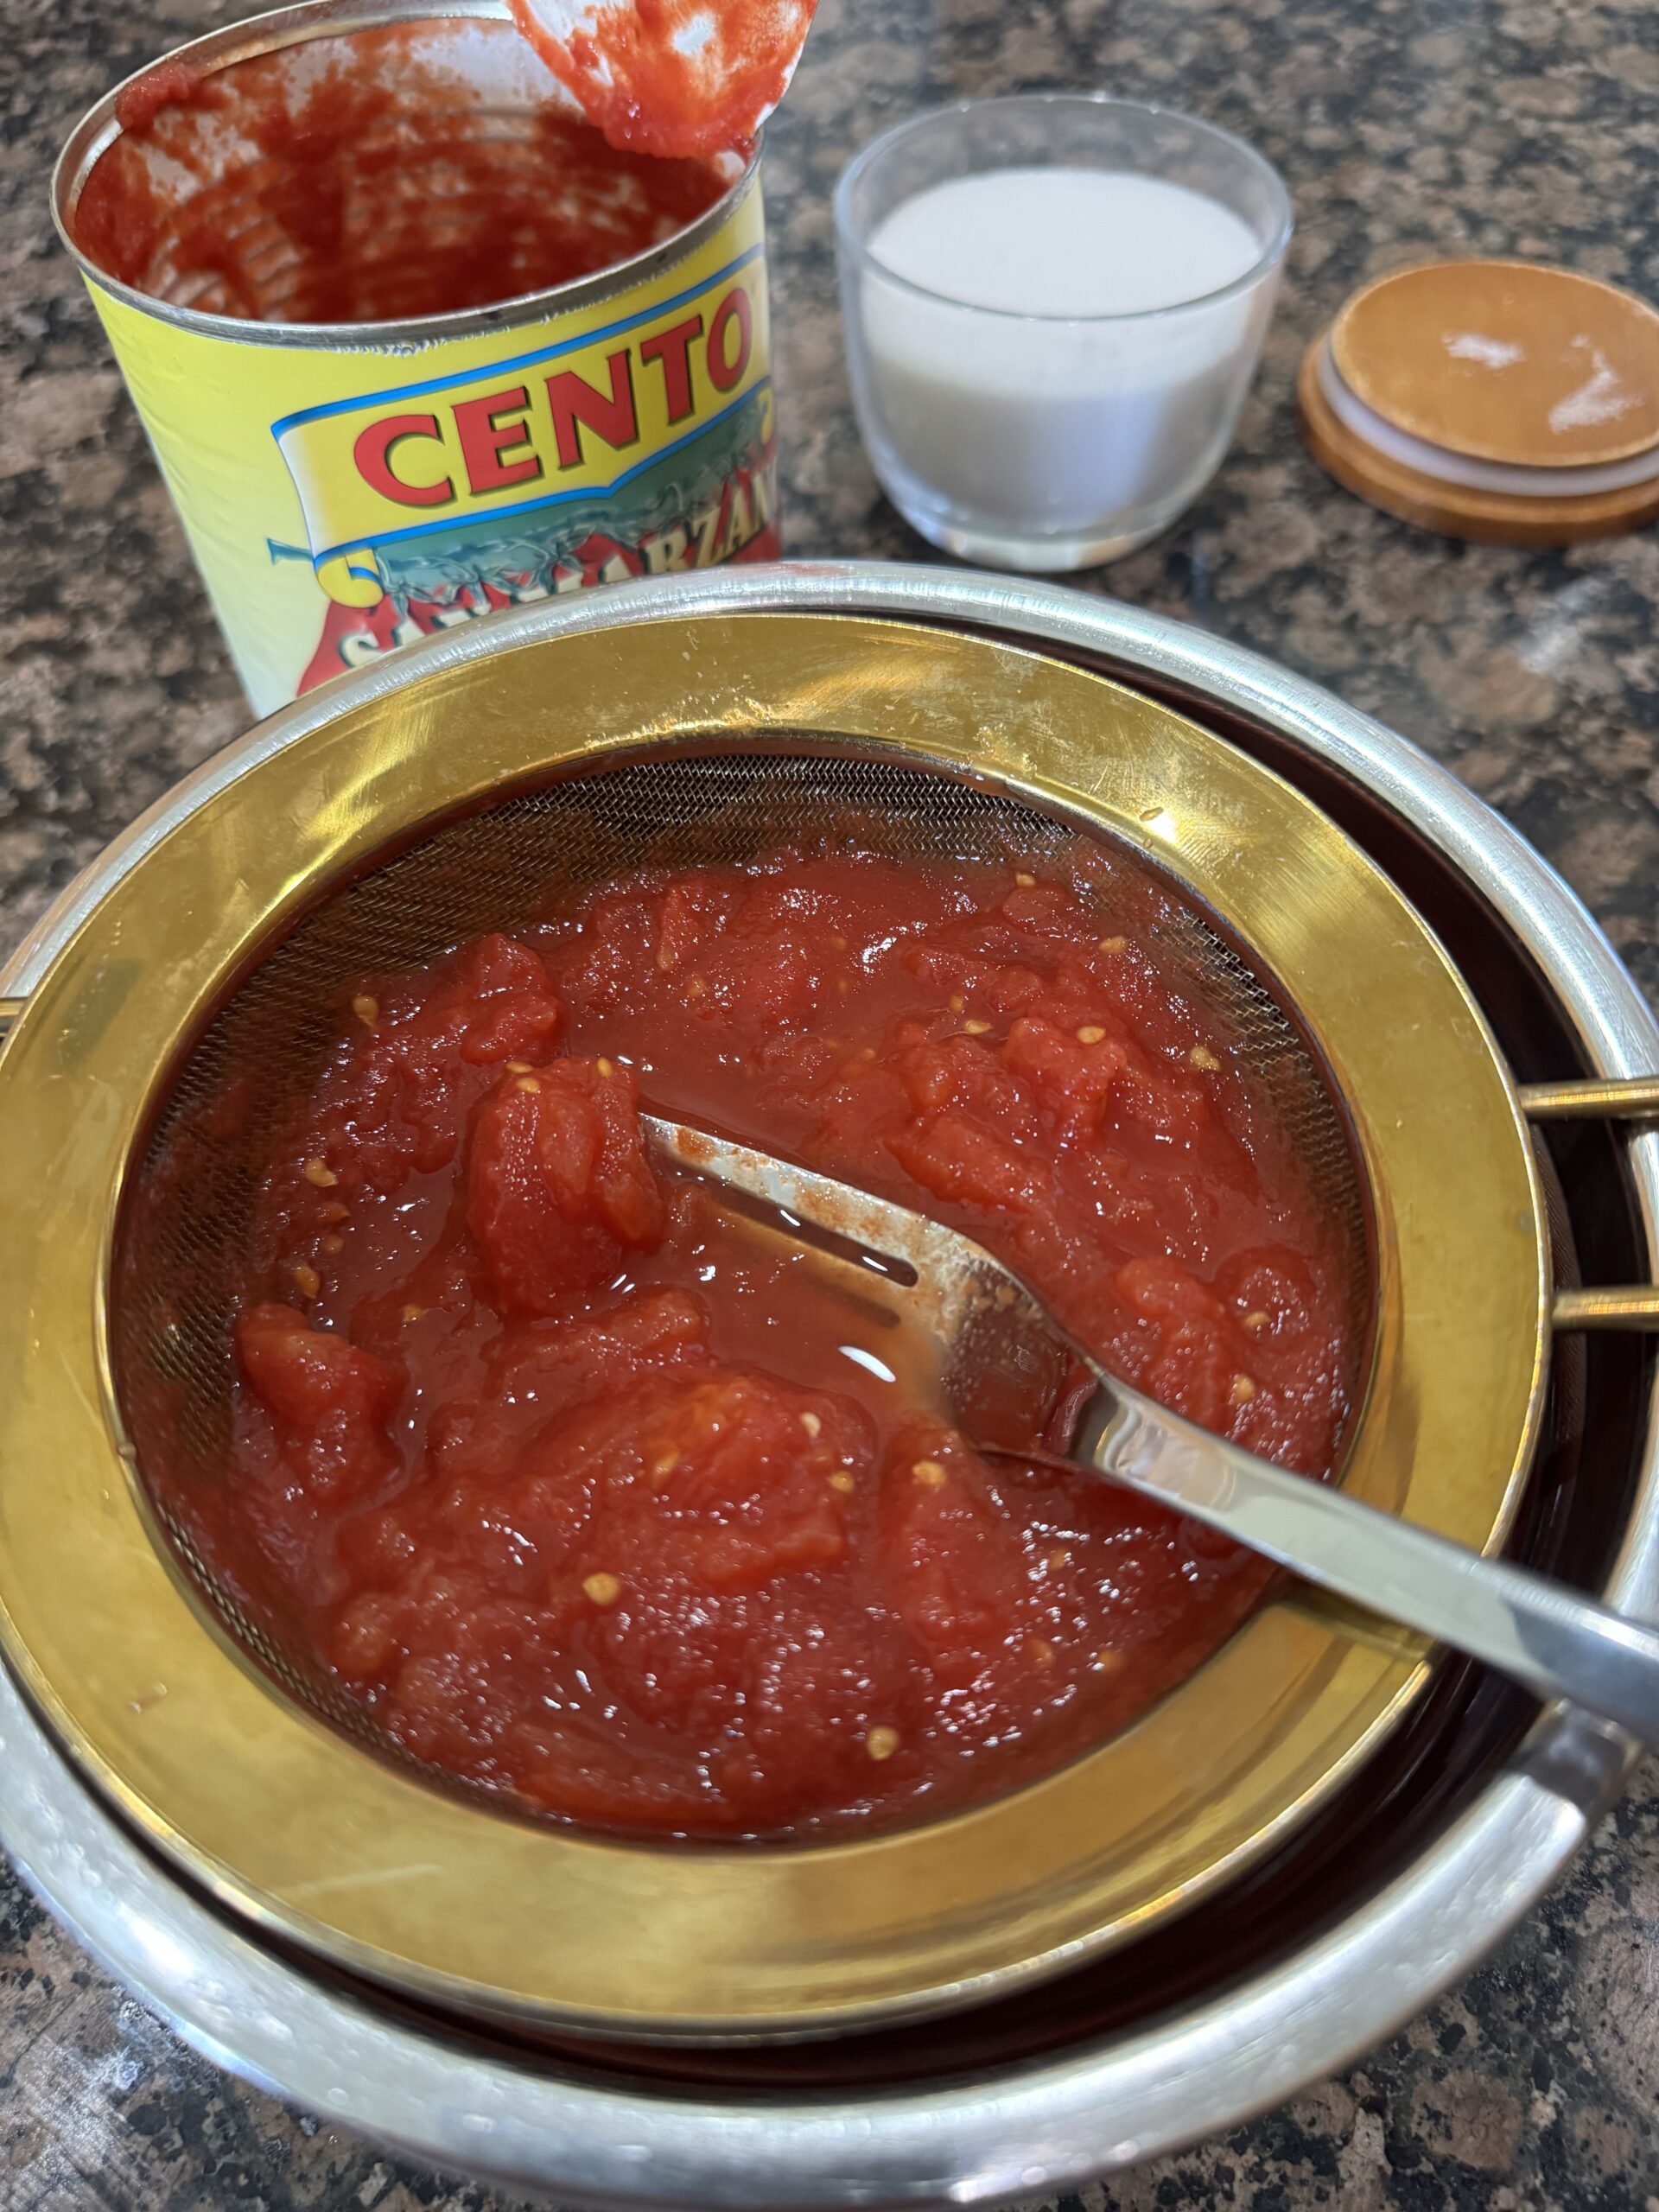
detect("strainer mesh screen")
(112, 747), (1372, 1777)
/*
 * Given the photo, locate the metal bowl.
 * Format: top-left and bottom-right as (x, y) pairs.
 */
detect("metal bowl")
(3, 560), (1656, 2204)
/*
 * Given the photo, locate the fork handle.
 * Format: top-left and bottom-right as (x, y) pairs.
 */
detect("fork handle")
(1077, 1388), (1659, 1751)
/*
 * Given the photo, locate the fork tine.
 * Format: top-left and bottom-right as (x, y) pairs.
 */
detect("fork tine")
(643, 1114), (967, 1291)
(640, 1113), (1084, 1451)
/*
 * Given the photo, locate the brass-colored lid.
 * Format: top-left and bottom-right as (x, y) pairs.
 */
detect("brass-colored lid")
(1299, 335), (1659, 545)
(1332, 259), (1659, 467)
(0, 613), (1547, 2039)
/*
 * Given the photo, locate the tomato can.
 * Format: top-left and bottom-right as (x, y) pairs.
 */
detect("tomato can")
(52, 0), (781, 715)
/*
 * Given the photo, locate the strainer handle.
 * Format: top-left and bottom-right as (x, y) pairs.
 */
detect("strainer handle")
(1522, 1076), (1659, 1118)
(1521, 1077), (1659, 1328)
(1073, 1385), (1659, 1753)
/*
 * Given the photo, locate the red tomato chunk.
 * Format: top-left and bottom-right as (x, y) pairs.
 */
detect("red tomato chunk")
(201, 849), (1355, 1837)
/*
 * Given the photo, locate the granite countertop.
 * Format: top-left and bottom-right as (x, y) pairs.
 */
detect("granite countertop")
(4, 0), (1659, 2202)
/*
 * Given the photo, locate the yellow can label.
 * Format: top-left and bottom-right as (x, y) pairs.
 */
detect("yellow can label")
(88, 179), (776, 714)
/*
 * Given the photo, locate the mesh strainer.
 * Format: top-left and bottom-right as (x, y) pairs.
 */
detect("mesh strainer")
(115, 749), (1376, 1778)
(0, 613), (1549, 2037)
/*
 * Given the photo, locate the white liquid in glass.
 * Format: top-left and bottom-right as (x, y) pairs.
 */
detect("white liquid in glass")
(859, 168), (1270, 545)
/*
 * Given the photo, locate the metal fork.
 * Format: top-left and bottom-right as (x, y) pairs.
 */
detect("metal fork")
(644, 1112), (1659, 1751)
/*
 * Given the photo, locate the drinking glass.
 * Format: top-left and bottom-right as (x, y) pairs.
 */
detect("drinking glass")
(834, 94), (1293, 569)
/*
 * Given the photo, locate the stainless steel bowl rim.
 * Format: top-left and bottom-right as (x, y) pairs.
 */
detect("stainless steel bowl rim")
(3, 560), (1656, 2209)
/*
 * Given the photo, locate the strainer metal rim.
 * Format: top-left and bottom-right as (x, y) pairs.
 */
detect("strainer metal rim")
(0, 566), (1652, 2202)
(0, 609), (1543, 2038)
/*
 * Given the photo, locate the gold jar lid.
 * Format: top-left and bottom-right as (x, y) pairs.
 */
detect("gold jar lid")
(1299, 259), (1659, 543)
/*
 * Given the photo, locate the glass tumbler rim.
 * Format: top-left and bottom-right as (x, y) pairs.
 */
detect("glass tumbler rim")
(832, 92), (1294, 327)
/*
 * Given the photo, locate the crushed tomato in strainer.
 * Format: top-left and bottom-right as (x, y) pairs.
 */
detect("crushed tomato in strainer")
(115, 753), (1368, 1841)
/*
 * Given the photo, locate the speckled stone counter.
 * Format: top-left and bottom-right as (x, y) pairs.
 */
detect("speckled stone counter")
(4, 0), (1659, 2202)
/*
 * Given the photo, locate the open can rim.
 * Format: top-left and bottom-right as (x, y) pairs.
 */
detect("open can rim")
(51, 0), (763, 349)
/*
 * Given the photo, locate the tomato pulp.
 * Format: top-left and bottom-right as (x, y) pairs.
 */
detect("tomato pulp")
(506, 0), (818, 161)
(178, 842), (1355, 1839)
